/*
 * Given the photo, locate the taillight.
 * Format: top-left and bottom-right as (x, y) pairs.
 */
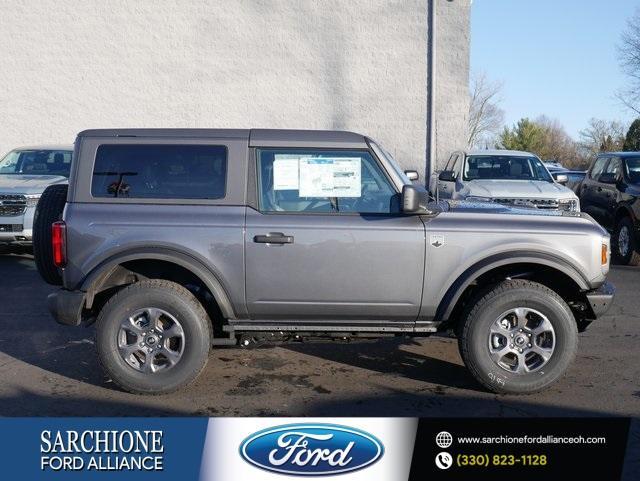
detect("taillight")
(52, 221), (67, 268)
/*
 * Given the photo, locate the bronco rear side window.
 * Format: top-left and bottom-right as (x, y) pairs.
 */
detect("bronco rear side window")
(91, 144), (227, 199)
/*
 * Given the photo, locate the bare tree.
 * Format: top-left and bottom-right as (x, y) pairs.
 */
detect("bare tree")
(468, 72), (505, 148)
(535, 116), (582, 167)
(617, 8), (640, 114)
(499, 116), (586, 168)
(578, 118), (626, 156)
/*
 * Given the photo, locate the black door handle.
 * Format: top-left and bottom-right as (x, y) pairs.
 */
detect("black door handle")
(253, 232), (294, 244)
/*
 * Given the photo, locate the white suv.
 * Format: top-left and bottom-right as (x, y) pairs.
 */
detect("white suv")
(431, 149), (580, 212)
(0, 145), (73, 251)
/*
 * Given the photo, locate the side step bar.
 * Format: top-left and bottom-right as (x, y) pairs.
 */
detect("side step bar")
(224, 320), (438, 334)
(211, 338), (238, 346)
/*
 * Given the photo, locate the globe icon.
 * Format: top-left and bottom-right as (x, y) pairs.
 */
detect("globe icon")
(435, 431), (453, 449)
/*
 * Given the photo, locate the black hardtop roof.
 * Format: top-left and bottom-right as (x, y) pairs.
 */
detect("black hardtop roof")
(77, 128), (368, 148)
(600, 151), (640, 157)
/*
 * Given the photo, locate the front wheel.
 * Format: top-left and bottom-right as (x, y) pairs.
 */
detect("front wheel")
(613, 216), (640, 266)
(96, 280), (212, 395)
(458, 280), (578, 395)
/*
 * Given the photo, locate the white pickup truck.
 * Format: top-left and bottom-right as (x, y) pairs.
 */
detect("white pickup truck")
(432, 149), (581, 212)
(0, 145), (72, 252)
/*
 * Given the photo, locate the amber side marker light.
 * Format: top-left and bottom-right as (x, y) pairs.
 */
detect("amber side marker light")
(601, 243), (608, 266)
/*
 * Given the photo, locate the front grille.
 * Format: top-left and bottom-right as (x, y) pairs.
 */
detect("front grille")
(494, 198), (560, 210)
(0, 194), (27, 216)
(0, 224), (23, 233)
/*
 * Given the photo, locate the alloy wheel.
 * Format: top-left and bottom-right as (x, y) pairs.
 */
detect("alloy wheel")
(488, 307), (555, 374)
(117, 307), (185, 374)
(618, 225), (630, 258)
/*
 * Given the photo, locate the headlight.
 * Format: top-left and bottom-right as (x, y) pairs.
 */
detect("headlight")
(466, 196), (493, 203)
(559, 198), (580, 212)
(24, 194), (41, 207)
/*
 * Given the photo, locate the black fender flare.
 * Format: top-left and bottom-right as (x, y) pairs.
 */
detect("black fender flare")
(434, 251), (591, 323)
(79, 247), (236, 319)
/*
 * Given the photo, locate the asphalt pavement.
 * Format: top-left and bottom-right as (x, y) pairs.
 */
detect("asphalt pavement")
(0, 253), (638, 417)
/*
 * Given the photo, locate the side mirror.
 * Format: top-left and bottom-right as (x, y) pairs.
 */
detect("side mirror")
(554, 173), (568, 185)
(404, 170), (419, 181)
(402, 184), (428, 214)
(438, 170), (456, 182)
(598, 172), (618, 184)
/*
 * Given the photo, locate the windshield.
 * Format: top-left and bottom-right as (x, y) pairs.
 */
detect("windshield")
(625, 156), (640, 184)
(0, 149), (72, 177)
(464, 155), (552, 182)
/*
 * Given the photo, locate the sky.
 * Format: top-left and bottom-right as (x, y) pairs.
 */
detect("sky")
(471, 0), (639, 138)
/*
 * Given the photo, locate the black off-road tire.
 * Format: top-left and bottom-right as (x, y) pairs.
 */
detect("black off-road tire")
(96, 280), (212, 395)
(613, 216), (640, 266)
(458, 279), (578, 395)
(33, 184), (68, 285)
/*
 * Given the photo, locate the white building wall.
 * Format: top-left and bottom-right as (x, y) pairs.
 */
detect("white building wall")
(0, 0), (469, 178)
(435, 0), (471, 169)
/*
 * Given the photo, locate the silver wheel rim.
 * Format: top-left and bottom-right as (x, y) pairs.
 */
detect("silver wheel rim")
(117, 307), (185, 374)
(618, 225), (630, 257)
(488, 307), (555, 374)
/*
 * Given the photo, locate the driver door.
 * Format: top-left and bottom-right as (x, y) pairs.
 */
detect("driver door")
(580, 155), (610, 225)
(244, 148), (426, 322)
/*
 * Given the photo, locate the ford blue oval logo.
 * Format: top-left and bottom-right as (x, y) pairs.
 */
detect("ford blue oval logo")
(239, 423), (384, 476)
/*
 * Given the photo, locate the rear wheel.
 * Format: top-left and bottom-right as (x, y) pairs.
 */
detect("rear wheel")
(458, 279), (578, 394)
(96, 280), (212, 395)
(33, 184), (68, 285)
(613, 216), (640, 266)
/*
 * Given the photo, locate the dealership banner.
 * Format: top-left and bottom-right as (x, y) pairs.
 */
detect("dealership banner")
(0, 417), (636, 480)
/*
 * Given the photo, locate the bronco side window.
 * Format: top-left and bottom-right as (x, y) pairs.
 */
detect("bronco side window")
(257, 149), (399, 214)
(91, 144), (227, 199)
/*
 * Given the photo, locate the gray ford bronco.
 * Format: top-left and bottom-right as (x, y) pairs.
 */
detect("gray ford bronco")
(37, 129), (614, 395)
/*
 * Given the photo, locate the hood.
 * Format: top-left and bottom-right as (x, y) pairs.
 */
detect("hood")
(0, 175), (68, 195)
(432, 200), (607, 238)
(463, 180), (577, 199)
(443, 199), (584, 218)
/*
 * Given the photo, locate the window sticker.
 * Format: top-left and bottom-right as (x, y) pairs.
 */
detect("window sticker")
(273, 157), (299, 190)
(299, 157), (361, 197)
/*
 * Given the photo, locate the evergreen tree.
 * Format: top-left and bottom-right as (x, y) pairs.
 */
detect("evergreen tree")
(498, 118), (545, 153)
(623, 118), (640, 151)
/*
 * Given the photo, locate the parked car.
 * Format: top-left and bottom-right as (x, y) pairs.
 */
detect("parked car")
(431, 150), (580, 211)
(579, 152), (640, 265)
(38, 129), (613, 396)
(543, 160), (564, 170)
(0, 145), (73, 253)
(550, 169), (586, 194)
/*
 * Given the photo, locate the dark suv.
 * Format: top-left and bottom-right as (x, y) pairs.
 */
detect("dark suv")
(579, 152), (640, 265)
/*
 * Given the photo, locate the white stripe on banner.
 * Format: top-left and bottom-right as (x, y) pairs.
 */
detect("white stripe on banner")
(199, 418), (418, 481)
